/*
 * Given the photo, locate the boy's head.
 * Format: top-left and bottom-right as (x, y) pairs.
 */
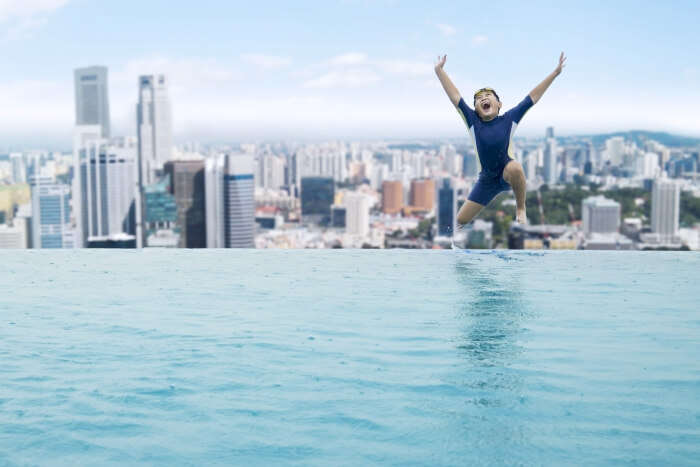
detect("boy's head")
(473, 87), (501, 121)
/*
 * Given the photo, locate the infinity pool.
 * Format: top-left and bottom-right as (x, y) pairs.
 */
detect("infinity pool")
(1, 250), (699, 466)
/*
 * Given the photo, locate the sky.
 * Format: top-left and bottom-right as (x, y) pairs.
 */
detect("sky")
(0, 0), (698, 149)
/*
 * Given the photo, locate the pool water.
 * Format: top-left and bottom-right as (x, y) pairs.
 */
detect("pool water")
(1, 250), (699, 466)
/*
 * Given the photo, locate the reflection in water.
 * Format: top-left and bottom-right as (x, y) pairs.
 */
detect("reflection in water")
(452, 257), (533, 457)
(455, 259), (529, 367)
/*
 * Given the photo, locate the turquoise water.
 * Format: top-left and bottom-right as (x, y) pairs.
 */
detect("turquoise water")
(1, 250), (699, 466)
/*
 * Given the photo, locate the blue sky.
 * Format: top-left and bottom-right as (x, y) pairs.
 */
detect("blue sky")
(0, 0), (698, 148)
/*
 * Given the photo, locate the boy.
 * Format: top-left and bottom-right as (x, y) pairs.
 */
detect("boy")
(435, 52), (566, 225)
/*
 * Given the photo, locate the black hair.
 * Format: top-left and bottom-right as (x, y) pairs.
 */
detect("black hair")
(473, 89), (500, 107)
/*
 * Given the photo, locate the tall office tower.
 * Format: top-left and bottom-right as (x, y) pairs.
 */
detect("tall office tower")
(582, 195), (621, 235)
(205, 155), (225, 248)
(74, 66), (111, 138)
(30, 178), (75, 248)
(545, 126), (554, 139)
(223, 154), (255, 248)
(205, 154), (256, 248)
(382, 180), (403, 214)
(543, 138), (558, 185)
(137, 74), (173, 186)
(605, 136), (625, 166)
(651, 178), (680, 243)
(301, 176), (335, 224)
(10, 153), (26, 184)
(72, 125), (103, 247)
(410, 179), (435, 211)
(437, 178), (456, 237)
(143, 174), (179, 247)
(344, 192), (370, 237)
(78, 142), (137, 244)
(164, 160), (206, 248)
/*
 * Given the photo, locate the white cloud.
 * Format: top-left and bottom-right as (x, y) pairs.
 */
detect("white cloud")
(436, 23), (456, 36)
(304, 69), (381, 89)
(472, 35), (488, 46)
(377, 59), (432, 76)
(330, 52), (368, 66)
(0, 0), (69, 41)
(0, 0), (69, 20)
(241, 54), (292, 70)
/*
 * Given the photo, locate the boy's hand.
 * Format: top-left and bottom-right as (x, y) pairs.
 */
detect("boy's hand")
(554, 52), (566, 76)
(435, 54), (447, 71)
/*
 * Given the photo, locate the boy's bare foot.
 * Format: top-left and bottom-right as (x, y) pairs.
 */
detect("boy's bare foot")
(515, 209), (527, 224)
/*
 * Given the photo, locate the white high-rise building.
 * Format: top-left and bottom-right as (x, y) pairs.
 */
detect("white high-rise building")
(74, 66), (110, 138)
(523, 151), (537, 183)
(137, 74), (173, 186)
(344, 192), (370, 237)
(651, 178), (680, 243)
(637, 152), (660, 178)
(205, 155), (225, 248)
(10, 153), (26, 184)
(543, 138), (557, 185)
(582, 195), (621, 235)
(606, 136), (625, 166)
(205, 154), (255, 248)
(72, 125), (103, 247)
(257, 154), (286, 190)
(77, 141), (137, 244)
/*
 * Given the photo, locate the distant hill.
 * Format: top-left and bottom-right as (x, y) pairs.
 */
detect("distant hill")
(580, 130), (700, 148)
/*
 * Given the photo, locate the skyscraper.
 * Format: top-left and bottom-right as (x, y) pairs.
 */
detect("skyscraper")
(143, 174), (179, 248)
(582, 196), (621, 235)
(382, 180), (403, 214)
(437, 178), (456, 237)
(606, 136), (625, 166)
(545, 126), (554, 139)
(543, 138), (558, 185)
(205, 154), (255, 248)
(74, 66), (110, 138)
(10, 153), (26, 184)
(137, 74), (173, 186)
(164, 160), (206, 248)
(410, 179), (435, 211)
(651, 178), (680, 243)
(344, 192), (370, 237)
(301, 177), (335, 224)
(224, 154), (255, 248)
(78, 142), (137, 244)
(205, 155), (225, 248)
(30, 177), (75, 249)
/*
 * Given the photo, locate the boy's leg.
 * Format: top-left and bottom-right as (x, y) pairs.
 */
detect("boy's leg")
(503, 160), (527, 223)
(457, 200), (485, 226)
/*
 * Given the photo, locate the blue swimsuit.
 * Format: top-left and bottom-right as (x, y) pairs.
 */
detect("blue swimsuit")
(457, 95), (533, 206)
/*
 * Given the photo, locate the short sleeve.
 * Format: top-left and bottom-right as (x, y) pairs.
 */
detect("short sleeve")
(505, 95), (534, 124)
(457, 97), (477, 128)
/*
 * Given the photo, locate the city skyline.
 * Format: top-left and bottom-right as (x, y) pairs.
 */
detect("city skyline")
(0, 1), (698, 148)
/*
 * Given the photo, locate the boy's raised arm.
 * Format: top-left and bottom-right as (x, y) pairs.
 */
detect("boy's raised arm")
(434, 55), (462, 107)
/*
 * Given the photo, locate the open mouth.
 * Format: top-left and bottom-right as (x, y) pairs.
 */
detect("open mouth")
(482, 102), (491, 112)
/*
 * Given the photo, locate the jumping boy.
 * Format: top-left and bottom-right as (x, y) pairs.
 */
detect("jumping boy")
(435, 52), (566, 226)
